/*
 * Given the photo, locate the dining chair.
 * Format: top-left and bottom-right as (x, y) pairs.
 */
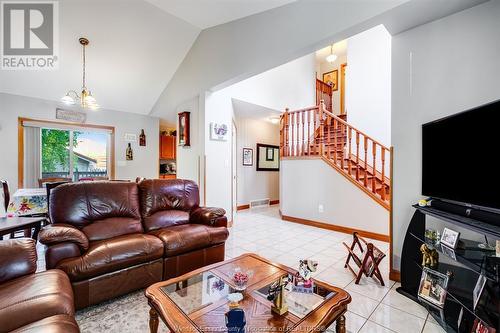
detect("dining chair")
(79, 176), (109, 181)
(38, 177), (71, 188)
(45, 181), (70, 221)
(0, 180), (31, 239)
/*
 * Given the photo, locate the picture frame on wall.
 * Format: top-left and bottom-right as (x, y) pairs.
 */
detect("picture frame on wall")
(243, 148), (253, 166)
(178, 112), (190, 146)
(256, 143), (279, 171)
(440, 227), (460, 249)
(322, 70), (338, 91)
(417, 267), (449, 308)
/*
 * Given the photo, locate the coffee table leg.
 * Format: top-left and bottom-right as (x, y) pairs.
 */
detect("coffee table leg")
(336, 314), (346, 333)
(149, 308), (159, 333)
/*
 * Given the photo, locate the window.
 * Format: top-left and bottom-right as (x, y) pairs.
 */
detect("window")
(19, 118), (114, 188)
(41, 128), (110, 181)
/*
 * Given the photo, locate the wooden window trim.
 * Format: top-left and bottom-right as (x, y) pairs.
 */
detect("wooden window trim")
(18, 117), (116, 188)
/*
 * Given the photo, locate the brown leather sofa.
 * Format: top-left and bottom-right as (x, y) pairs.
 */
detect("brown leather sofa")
(0, 238), (79, 333)
(39, 179), (228, 309)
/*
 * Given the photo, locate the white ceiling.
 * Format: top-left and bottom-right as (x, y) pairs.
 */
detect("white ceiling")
(315, 40), (347, 64)
(232, 99), (281, 124)
(0, 0), (200, 115)
(144, 0), (297, 29)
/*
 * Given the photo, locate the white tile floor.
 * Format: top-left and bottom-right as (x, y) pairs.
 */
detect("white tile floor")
(228, 206), (445, 333)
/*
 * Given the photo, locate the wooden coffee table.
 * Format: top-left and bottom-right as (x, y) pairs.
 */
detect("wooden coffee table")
(0, 216), (45, 239)
(145, 253), (351, 332)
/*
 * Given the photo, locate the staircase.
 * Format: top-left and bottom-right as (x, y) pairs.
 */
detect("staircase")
(279, 101), (392, 210)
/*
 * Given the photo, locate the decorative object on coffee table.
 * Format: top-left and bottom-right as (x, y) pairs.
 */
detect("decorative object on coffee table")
(227, 293), (244, 308)
(225, 308), (246, 333)
(145, 253), (351, 333)
(233, 268), (252, 291)
(267, 275), (289, 315)
(343, 232), (386, 286)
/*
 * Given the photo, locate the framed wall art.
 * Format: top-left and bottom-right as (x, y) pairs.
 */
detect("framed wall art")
(256, 143), (279, 171)
(322, 70), (338, 91)
(243, 148), (253, 166)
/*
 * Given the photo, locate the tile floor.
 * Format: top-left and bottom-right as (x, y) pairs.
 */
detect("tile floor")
(227, 206), (445, 333)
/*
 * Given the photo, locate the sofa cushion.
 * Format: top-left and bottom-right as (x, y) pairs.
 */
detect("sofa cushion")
(149, 224), (229, 257)
(0, 239), (37, 284)
(49, 181), (143, 241)
(56, 234), (164, 282)
(138, 179), (199, 231)
(10, 314), (80, 333)
(0, 270), (74, 333)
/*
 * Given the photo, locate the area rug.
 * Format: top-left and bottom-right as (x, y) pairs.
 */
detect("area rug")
(75, 290), (169, 333)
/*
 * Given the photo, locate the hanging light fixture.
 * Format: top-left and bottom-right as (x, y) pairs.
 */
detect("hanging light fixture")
(326, 44), (337, 63)
(61, 37), (99, 110)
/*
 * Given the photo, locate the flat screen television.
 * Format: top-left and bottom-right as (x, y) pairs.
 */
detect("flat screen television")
(422, 99), (500, 211)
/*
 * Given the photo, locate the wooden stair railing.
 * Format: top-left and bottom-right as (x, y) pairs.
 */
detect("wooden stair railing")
(280, 101), (392, 210)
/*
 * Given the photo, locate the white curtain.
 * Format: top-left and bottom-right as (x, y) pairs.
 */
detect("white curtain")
(23, 126), (41, 188)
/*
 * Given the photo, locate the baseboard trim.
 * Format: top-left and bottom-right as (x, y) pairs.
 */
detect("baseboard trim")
(389, 269), (401, 282)
(281, 215), (390, 242)
(237, 200), (279, 211)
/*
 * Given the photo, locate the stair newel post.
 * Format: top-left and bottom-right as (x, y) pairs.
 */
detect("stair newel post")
(381, 148), (386, 201)
(355, 132), (360, 181)
(363, 137), (368, 187)
(284, 109), (289, 157)
(348, 126), (352, 175)
(372, 142), (377, 194)
(319, 100), (326, 157)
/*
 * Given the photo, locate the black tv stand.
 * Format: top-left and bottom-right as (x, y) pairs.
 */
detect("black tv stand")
(397, 203), (499, 332)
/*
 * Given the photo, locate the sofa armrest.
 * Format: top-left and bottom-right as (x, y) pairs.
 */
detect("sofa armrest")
(39, 224), (89, 252)
(190, 207), (227, 227)
(0, 238), (37, 283)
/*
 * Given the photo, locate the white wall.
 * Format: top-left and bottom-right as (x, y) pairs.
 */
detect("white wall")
(202, 54), (316, 216)
(281, 158), (389, 236)
(0, 93), (159, 190)
(346, 25), (392, 148)
(235, 117), (280, 206)
(391, 0), (500, 269)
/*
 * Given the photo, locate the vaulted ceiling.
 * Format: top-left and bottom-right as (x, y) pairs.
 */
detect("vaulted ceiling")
(0, 0), (489, 117)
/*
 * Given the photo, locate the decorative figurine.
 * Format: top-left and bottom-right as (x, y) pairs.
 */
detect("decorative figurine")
(267, 276), (290, 315)
(227, 293), (243, 308)
(139, 129), (146, 146)
(225, 308), (246, 333)
(126, 143), (133, 160)
(297, 260), (318, 285)
(420, 244), (439, 268)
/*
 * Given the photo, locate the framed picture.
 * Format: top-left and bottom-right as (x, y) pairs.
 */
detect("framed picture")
(256, 143), (279, 171)
(440, 244), (456, 260)
(178, 112), (190, 146)
(440, 227), (460, 249)
(209, 123), (228, 141)
(418, 267), (449, 308)
(243, 148), (253, 166)
(473, 274), (487, 310)
(322, 70), (338, 91)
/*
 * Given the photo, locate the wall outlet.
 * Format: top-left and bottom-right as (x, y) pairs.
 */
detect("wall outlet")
(318, 204), (324, 213)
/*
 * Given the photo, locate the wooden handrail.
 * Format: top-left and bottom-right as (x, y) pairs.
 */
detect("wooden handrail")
(280, 100), (392, 208)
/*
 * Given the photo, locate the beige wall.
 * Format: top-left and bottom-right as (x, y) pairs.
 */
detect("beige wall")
(0, 93), (159, 191)
(280, 158), (389, 236)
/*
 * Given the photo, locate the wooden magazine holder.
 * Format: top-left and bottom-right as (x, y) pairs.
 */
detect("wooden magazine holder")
(343, 232), (386, 286)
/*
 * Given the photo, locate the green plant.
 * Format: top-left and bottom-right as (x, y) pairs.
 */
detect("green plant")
(41, 129), (79, 172)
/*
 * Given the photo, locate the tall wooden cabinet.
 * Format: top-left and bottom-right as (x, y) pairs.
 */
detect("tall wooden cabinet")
(160, 135), (176, 159)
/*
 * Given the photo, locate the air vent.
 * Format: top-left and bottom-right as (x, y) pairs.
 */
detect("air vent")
(250, 198), (270, 209)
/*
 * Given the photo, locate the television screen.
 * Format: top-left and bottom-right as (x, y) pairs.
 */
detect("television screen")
(422, 99), (500, 210)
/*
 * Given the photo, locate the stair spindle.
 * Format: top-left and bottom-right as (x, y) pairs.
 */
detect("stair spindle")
(372, 142), (377, 194)
(381, 148), (386, 201)
(333, 118), (338, 164)
(301, 111), (305, 156)
(307, 110), (310, 155)
(340, 122), (344, 170)
(355, 132), (360, 181)
(313, 109), (317, 155)
(348, 127), (352, 175)
(327, 114), (332, 159)
(284, 109), (289, 157)
(363, 137), (368, 187)
(319, 108), (325, 157)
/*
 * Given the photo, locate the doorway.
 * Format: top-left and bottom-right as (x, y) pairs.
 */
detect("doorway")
(231, 120), (238, 224)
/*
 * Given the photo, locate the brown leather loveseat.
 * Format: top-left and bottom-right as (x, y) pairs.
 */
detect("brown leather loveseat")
(38, 179), (228, 309)
(0, 238), (79, 333)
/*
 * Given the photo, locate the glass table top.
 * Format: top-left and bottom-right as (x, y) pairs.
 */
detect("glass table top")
(161, 271), (337, 319)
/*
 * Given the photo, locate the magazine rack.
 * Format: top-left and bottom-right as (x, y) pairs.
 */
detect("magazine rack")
(343, 232), (386, 286)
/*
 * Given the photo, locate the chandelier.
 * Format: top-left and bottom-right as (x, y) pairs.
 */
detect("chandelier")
(326, 44), (337, 63)
(61, 37), (99, 110)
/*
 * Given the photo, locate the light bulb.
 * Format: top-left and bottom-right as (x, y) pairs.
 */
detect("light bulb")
(84, 93), (96, 105)
(326, 54), (337, 63)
